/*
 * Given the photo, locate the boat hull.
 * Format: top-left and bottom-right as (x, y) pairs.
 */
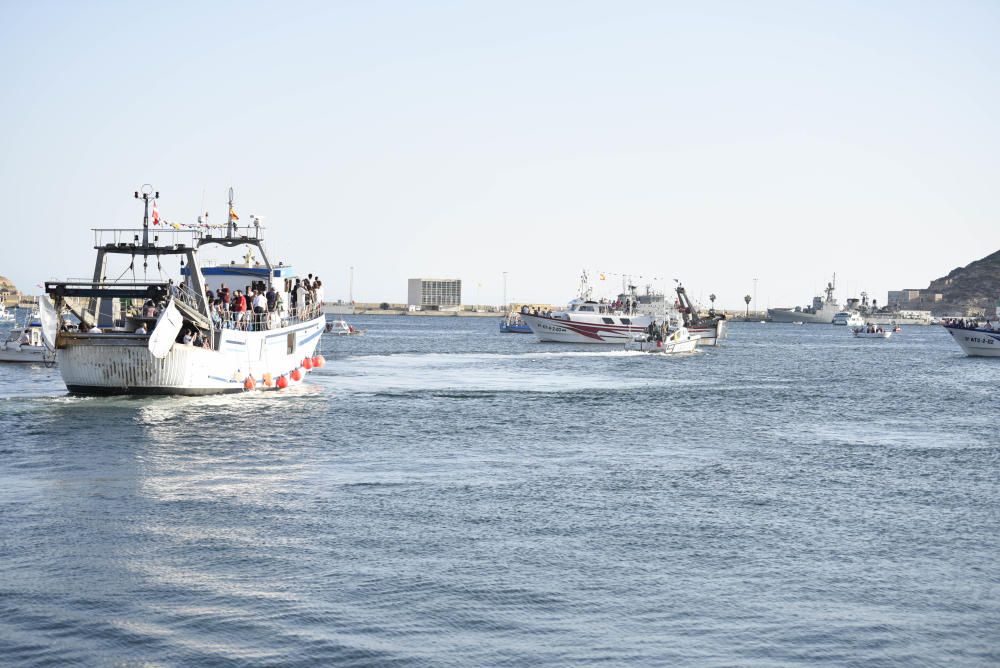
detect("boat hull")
(768, 308), (838, 324)
(625, 337), (698, 354)
(522, 312), (725, 345)
(944, 326), (1000, 357)
(499, 322), (532, 334)
(688, 320), (726, 346)
(0, 345), (54, 364)
(55, 315), (325, 395)
(522, 313), (652, 343)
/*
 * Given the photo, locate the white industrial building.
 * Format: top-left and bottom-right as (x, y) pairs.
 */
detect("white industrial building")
(407, 278), (462, 310)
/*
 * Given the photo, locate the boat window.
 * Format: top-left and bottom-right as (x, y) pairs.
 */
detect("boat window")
(621, 318), (631, 325)
(578, 306), (594, 312)
(287, 332), (296, 355)
(602, 317), (614, 324)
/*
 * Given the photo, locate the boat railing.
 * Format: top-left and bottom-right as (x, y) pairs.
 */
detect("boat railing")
(199, 224), (265, 242)
(173, 282), (208, 315)
(211, 301), (323, 332)
(92, 228), (204, 249)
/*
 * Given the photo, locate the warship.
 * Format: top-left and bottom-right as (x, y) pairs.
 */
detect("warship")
(768, 275), (840, 324)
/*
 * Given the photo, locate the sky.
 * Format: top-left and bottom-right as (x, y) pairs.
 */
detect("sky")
(1, 0), (998, 310)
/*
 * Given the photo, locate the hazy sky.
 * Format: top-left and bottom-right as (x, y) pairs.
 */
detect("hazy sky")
(1, 1), (998, 309)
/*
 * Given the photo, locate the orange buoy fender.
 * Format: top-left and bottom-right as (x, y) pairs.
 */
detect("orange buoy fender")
(290, 368), (303, 382)
(313, 355), (325, 368)
(262, 372), (274, 387)
(302, 357), (313, 370)
(276, 375), (289, 389)
(244, 376), (256, 391)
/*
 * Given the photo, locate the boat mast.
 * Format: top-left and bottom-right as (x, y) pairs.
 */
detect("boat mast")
(134, 184), (158, 248)
(226, 186), (235, 239)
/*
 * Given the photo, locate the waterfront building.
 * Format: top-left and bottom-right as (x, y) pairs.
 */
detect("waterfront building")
(407, 278), (462, 310)
(0, 276), (20, 307)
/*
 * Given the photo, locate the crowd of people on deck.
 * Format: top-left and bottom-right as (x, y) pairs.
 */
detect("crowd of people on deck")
(943, 318), (994, 330)
(67, 274), (324, 345)
(206, 274), (324, 332)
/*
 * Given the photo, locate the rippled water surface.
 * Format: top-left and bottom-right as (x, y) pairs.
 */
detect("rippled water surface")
(1, 318), (997, 666)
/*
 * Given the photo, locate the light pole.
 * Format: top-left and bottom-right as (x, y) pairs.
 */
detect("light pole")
(349, 266), (354, 304)
(753, 278), (758, 319)
(503, 271), (507, 312)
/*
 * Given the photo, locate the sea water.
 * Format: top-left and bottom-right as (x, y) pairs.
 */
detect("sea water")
(0, 319), (997, 666)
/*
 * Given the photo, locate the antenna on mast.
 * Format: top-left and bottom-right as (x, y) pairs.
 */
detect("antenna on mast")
(226, 186), (236, 238)
(134, 184), (158, 248)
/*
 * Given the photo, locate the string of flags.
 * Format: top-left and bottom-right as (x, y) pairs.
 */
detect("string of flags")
(595, 271), (668, 282)
(151, 200), (247, 231)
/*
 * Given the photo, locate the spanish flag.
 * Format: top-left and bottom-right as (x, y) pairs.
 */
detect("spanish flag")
(152, 199), (161, 226)
(229, 206), (239, 221)
(599, 273), (606, 280)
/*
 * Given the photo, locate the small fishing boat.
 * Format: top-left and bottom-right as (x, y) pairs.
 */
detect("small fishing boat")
(499, 312), (532, 334)
(0, 304), (15, 322)
(852, 326), (892, 339)
(326, 319), (362, 335)
(0, 309), (55, 364)
(625, 319), (698, 355)
(792, 321), (804, 326)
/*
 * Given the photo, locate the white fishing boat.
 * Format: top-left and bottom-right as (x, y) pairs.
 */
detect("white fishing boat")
(852, 326), (892, 339)
(42, 186), (326, 395)
(326, 318), (362, 335)
(942, 302), (1000, 357)
(624, 321), (698, 354)
(0, 309), (55, 364)
(0, 304), (15, 322)
(522, 271), (725, 345)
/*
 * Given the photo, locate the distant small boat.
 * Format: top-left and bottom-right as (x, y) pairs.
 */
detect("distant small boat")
(499, 312), (531, 334)
(625, 325), (698, 355)
(852, 327), (892, 339)
(326, 319), (362, 335)
(0, 309), (55, 364)
(792, 321), (804, 325)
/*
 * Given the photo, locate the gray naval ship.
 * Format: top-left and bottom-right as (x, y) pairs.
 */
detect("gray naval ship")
(768, 276), (841, 324)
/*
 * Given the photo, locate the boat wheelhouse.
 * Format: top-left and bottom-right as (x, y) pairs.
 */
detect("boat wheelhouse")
(42, 187), (325, 395)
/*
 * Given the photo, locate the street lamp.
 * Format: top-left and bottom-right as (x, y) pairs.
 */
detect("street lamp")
(503, 271), (507, 312)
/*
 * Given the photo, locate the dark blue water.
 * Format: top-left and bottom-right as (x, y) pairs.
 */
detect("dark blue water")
(1, 319), (997, 666)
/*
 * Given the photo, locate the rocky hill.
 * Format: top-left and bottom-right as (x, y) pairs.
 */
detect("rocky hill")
(926, 249), (1000, 315)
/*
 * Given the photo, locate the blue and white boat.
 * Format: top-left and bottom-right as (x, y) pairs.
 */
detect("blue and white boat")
(499, 312), (532, 334)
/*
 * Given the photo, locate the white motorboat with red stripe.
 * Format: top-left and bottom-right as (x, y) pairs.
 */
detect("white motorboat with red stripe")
(521, 302), (652, 343)
(522, 281), (726, 346)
